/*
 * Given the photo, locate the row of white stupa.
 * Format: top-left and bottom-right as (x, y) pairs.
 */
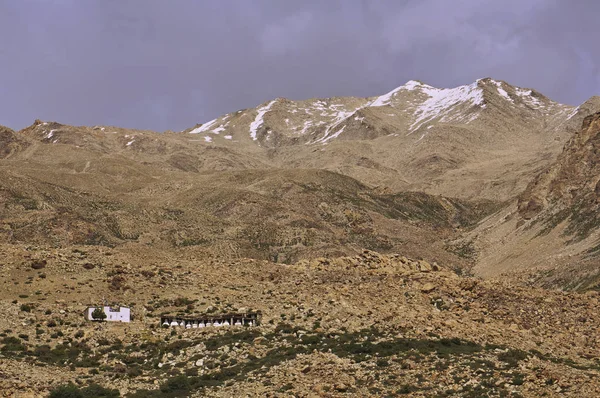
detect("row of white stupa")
(162, 319), (249, 328)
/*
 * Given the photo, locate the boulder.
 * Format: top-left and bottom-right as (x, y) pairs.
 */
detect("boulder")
(421, 283), (436, 293)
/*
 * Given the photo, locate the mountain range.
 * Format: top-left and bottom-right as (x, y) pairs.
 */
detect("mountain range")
(2, 77), (600, 278)
(2, 77), (600, 396)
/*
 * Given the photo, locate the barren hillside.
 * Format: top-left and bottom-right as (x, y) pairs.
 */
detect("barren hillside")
(2, 79), (600, 397)
(470, 112), (600, 289)
(179, 78), (579, 201)
(1, 249), (600, 397)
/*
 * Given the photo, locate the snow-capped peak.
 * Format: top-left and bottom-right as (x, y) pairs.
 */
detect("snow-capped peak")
(185, 77), (572, 147)
(368, 80), (431, 107)
(490, 79), (513, 103)
(369, 85), (405, 107)
(402, 80), (425, 90)
(409, 81), (485, 132)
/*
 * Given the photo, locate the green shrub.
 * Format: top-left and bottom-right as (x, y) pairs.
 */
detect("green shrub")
(160, 374), (191, 393)
(498, 349), (529, 368)
(1, 336), (27, 352)
(91, 307), (107, 321)
(300, 335), (320, 345)
(31, 260), (46, 270)
(48, 383), (84, 398)
(127, 365), (143, 378)
(397, 384), (419, 394)
(48, 382), (119, 398)
(274, 323), (296, 334)
(33, 342), (89, 365)
(512, 373), (526, 385)
(165, 339), (194, 353)
(173, 297), (195, 307)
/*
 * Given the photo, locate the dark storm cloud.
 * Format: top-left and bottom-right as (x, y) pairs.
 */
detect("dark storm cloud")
(0, 0), (599, 131)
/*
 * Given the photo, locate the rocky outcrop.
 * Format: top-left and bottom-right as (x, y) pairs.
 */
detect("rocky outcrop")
(0, 125), (29, 159)
(518, 112), (600, 238)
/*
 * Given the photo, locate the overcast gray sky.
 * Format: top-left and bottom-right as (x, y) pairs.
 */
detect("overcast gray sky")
(0, 0), (599, 132)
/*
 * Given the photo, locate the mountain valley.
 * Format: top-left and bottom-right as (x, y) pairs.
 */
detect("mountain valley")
(2, 78), (600, 397)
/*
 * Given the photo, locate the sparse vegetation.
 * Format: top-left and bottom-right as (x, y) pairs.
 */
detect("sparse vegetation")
(48, 382), (120, 398)
(31, 259), (47, 269)
(91, 307), (107, 322)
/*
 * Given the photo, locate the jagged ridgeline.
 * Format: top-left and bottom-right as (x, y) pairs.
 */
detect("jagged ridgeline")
(2, 79), (600, 396)
(0, 78), (595, 264)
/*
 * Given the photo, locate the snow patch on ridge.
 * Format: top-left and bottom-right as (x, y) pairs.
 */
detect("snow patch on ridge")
(322, 125), (346, 143)
(189, 119), (218, 134)
(515, 88), (542, 108)
(250, 100), (277, 140)
(566, 106), (579, 120)
(300, 120), (313, 135)
(492, 80), (513, 103)
(402, 80), (423, 91)
(190, 116), (232, 135)
(368, 80), (425, 107)
(316, 109), (357, 143)
(409, 82), (484, 132)
(370, 86), (403, 107)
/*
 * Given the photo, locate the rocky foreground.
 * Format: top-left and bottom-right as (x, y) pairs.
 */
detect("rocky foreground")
(0, 249), (599, 397)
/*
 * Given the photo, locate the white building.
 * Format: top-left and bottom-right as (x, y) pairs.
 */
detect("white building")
(85, 306), (131, 323)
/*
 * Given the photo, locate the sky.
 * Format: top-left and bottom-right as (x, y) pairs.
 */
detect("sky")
(0, 0), (599, 132)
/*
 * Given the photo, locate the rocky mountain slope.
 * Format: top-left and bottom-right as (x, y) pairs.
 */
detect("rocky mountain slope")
(0, 153), (497, 270)
(470, 111), (600, 289)
(182, 78), (578, 200)
(0, 125), (29, 159)
(185, 78), (572, 146)
(3, 79), (582, 203)
(1, 249), (599, 397)
(2, 78), (599, 281)
(2, 78), (600, 397)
